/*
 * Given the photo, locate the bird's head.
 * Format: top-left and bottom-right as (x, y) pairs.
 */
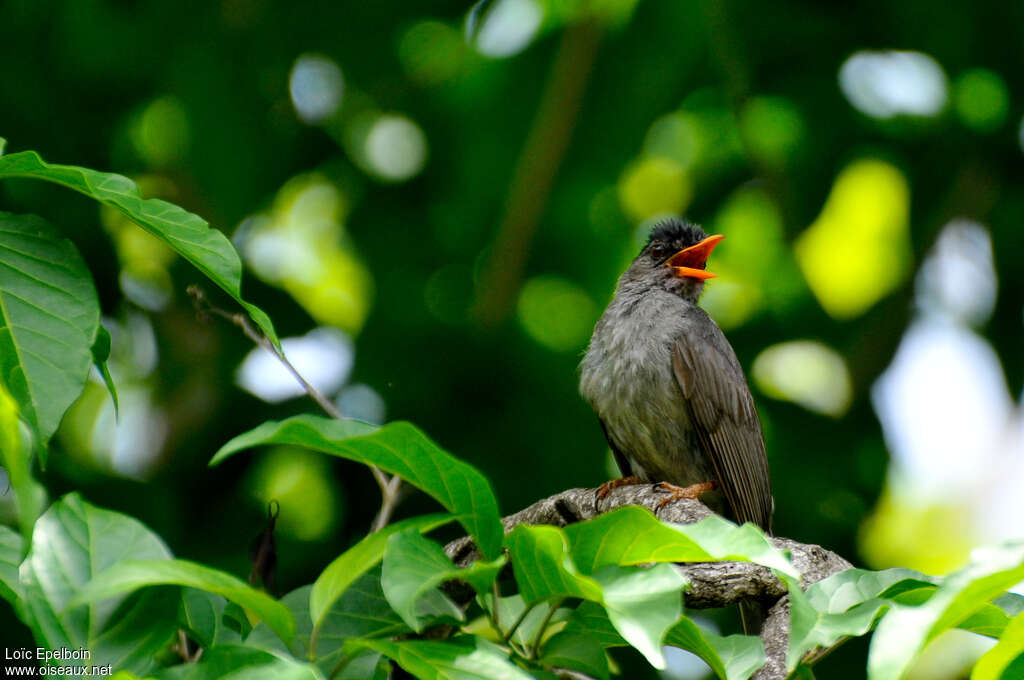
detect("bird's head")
(622, 218), (725, 302)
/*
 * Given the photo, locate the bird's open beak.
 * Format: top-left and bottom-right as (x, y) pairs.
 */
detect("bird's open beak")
(666, 234), (725, 280)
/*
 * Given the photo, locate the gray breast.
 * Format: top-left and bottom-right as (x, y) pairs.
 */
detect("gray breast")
(579, 290), (715, 486)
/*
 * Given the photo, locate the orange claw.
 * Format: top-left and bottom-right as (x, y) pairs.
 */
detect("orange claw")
(655, 480), (719, 510)
(596, 475), (641, 500)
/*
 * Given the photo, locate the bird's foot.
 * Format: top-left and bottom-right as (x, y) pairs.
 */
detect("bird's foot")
(655, 480), (719, 510)
(596, 475), (641, 500)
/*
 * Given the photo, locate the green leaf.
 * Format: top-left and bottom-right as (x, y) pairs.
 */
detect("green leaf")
(868, 542), (1024, 680)
(69, 558), (295, 645)
(179, 589), (243, 649)
(155, 645), (322, 680)
(539, 631), (610, 680)
(19, 493), (178, 675)
(780, 567), (941, 669)
(249, 573), (410, 672)
(0, 151), (278, 347)
(972, 611), (1024, 680)
(0, 212), (101, 450)
(958, 601), (1016, 638)
(309, 569), (410, 652)
(560, 599), (763, 680)
(491, 596), (570, 648)
(562, 506), (796, 576)
(505, 524), (685, 668)
(356, 636), (534, 680)
(804, 568), (934, 612)
(786, 572), (893, 671)
(592, 563), (686, 669)
(505, 524), (603, 604)
(310, 513), (453, 635)
(0, 377), (44, 540)
(665, 617), (765, 680)
(381, 529), (506, 632)
(560, 601), (627, 649)
(91, 325), (118, 416)
(0, 523), (25, 615)
(211, 416), (503, 560)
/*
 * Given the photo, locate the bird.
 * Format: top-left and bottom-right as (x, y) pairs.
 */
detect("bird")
(579, 217), (773, 631)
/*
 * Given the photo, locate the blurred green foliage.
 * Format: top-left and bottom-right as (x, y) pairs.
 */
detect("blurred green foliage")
(2, 0), (1023, 677)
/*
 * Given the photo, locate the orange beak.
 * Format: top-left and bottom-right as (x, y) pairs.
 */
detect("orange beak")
(666, 234), (725, 280)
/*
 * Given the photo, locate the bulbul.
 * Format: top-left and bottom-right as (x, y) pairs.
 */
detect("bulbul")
(579, 218), (773, 629)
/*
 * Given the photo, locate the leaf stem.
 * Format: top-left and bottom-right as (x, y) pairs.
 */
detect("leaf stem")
(490, 581), (503, 632)
(502, 600), (539, 646)
(529, 598), (565, 660)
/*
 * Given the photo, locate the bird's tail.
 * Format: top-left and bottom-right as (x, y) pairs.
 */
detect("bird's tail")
(739, 599), (766, 636)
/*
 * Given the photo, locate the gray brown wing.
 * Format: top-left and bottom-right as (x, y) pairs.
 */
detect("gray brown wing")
(671, 335), (773, 533)
(599, 418), (634, 478)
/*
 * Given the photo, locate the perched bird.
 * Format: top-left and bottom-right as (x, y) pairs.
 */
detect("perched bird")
(579, 218), (773, 629)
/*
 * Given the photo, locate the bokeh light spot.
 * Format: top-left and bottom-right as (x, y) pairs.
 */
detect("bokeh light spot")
(363, 114), (428, 182)
(739, 96), (804, 167)
(425, 264), (474, 323)
(643, 112), (698, 168)
(289, 54), (344, 124)
(467, 0), (543, 58)
(617, 157), (691, 223)
(517, 276), (598, 352)
(795, 159), (911, 318)
(247, 447), (340, 541)
(237, 174), (373, 332)
(399, 21), (465, 86)
(839, 50), (947, 119)
(701, 187), (803, 328)
(335, 384), (387, 425)
(236, 327), (354, 403)
(953, 69), (1009, 132)
(130, 96), (189, 167)
(916, 219), (996, 326)
(752, 340), (853, 417)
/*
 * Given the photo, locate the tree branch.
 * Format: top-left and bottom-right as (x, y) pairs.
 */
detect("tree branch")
(445, 485), (852, 680)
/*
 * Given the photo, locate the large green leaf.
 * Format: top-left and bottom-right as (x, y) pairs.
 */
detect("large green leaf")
(0, 151), (278, 347)
(560, 601), (764, 680)
(560, 601), (629, 649)
(785, 566), (1017, 671)
(310, 513), (452, 635)
(665, 618), (765, 680)
(0, 212), (100, 450)
(211, 416), (503, 560)
(868, 543), (1024, 680)
(19, 493), (179, 676)
(178, 589), (243, 649)
(248, 572), (410, 672)
(156, 645), (322, 680)
(0, 523), (25, 616)
(973, 611), (1024, 680)
(381, 529), (506, 632)
(505, 523), (685, 668)
(562, 506), (796, 576)
(69, 558), (295, 645)
(538, 631), (609, 680)
(0, 377), (44, 540)
(356, 636), (534, 680)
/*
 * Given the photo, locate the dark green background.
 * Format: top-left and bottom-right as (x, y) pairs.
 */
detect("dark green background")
(2, 1), (1021, 677)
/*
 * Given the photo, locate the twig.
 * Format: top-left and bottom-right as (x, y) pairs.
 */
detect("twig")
(188, 286), (401, 530)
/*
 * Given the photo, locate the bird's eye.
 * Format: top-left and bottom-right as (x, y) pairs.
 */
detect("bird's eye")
(650, 245), (668, 259)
